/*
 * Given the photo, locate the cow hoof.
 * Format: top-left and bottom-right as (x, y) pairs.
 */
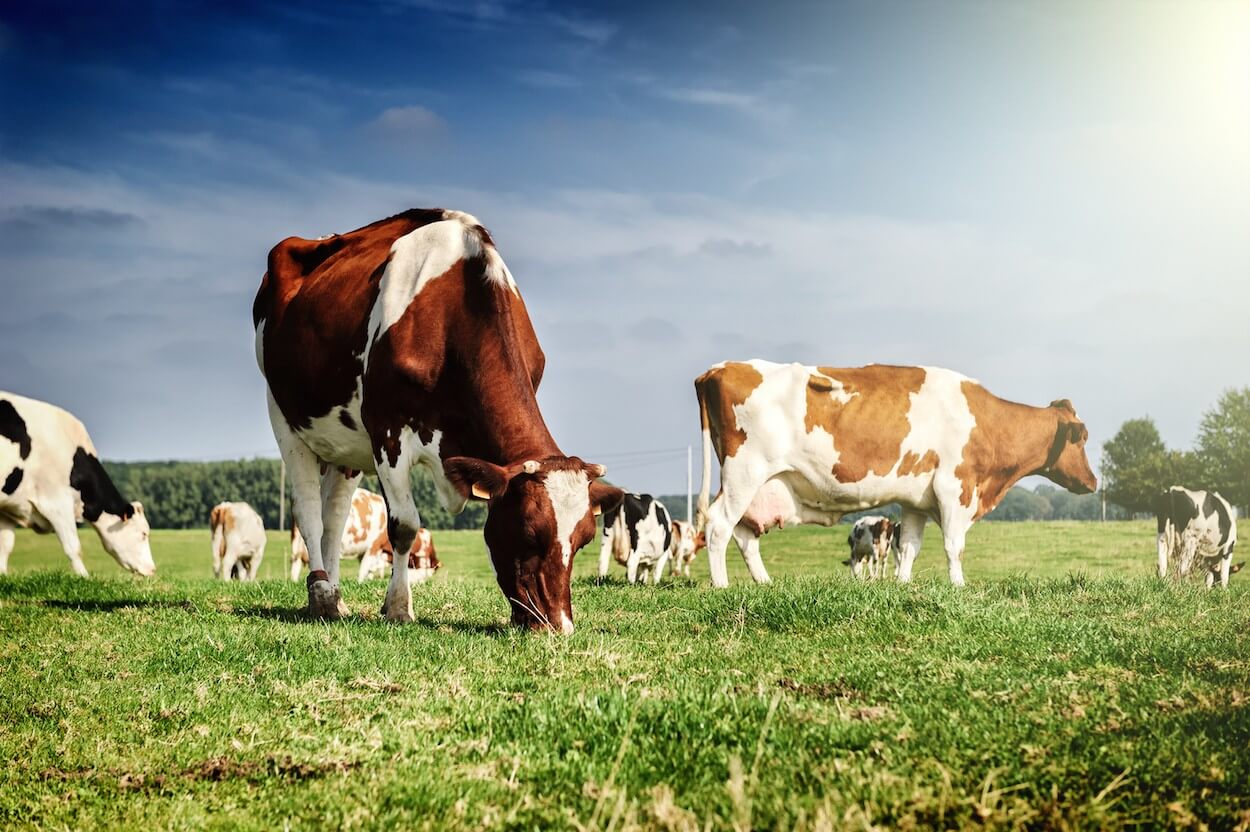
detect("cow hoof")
(381, 604), (414, 623)
(308, 580), (344, 621)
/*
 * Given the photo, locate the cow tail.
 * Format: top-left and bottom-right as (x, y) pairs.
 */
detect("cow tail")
(695, 377), (714, 533)
(209, 510), (226, 576)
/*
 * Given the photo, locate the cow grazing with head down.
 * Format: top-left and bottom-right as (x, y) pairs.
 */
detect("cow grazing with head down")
(597, 493), (675, 584)
(210, 501), (266, 580)
(0, 392), (155, 577)
(844, 515), (899, 580)
(695, 361), (1097, 587)
(1155, 486), (1242, 588)
(290, 488), (440, 583)
(668, 519), (706, 579)
(254, 209), (622, 630)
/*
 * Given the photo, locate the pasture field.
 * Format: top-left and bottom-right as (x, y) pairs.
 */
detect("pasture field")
(1, 521), (1248, 830)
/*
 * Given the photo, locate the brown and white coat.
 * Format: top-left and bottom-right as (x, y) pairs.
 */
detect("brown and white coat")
(254, 209), (621, 630)
(210, 501), (265, 581)
(695, 360), (1097, 587)
(290, 488), (440, 583)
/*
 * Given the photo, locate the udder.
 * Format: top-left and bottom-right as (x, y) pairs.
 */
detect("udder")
(739, 479), (800, 536)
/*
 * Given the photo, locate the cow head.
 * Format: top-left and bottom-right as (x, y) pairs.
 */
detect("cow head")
(444, 455), (624, 633)
(94, 502), (156, 576)
(1040, 400), (1098, 495)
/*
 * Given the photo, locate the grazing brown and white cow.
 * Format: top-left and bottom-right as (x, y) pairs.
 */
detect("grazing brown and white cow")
(1155, 486), (1242, 588)
(0, 392), (155, 577)
(290, 488), (440, 583)
(844, 515), (898, 580)
(669, 519), (706, 579)
(254, 209), (622, 630)
(209, 501), (266, 581)
(695, 361), (1097, 587)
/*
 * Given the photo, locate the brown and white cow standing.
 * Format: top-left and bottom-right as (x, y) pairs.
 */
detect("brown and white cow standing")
(668, 520), (706, 579)
(254, 209), (622, 629)
(695, 361), (1097, 587)
(290, 488), (440, 583)
(209, 501), (265, 580)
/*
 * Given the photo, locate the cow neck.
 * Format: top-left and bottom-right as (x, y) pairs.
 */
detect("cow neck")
(998, 398), (1065, 481)
(457, 304), (562, 466)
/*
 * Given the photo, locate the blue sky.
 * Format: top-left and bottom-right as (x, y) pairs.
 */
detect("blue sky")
(1, 0), (1247, 495)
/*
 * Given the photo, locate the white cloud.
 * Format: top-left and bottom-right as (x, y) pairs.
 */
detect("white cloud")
(368, 105), (447, 139)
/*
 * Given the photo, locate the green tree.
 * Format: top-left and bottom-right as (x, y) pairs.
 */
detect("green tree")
(1101, 418), (1174, 514)
(1196, 387), (1250, 511)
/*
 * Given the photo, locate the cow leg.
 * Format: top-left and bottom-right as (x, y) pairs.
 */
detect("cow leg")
(941, 523), (969, 587)
(247, 544), (264, 580)
(597, 528), (613, 579)
(732, 523), (771, 584)
(894, 510), (926, 583)
(0, 521), (14, 574)
(654, 549), (672, 583)
(377, 464), (420, 623)
(1157, 531), (1170, 579)
(319, 468), (361, 616)
(704, 480), (764, 588)
(1218, 556), (1232, 589)
(219, 550), (239, 582)
(625, 548), (642, 584)
(42, 497), (88, 577)
(290, 553), (302, 582)
(267, 392), (337, 618)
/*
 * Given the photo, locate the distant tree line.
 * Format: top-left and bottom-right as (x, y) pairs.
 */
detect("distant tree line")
(1102, 388), (1250, 515)
(102, 459), (487, 530)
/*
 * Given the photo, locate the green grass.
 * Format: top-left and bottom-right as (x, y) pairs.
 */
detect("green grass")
(1, 521), (1247, 830)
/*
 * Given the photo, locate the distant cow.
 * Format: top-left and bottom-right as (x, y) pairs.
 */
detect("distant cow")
(209, 501), (265, 581)
(669, 519), (706, 579)
(254, 208), (621, 629)
(1155, 487), (1242, 588)
(598, 493), (674, 584)
(290, 488), (440, 583)
(695, 361), (1097, 587)
(844, 515), (899, 580)
(0, 392), (155, 577)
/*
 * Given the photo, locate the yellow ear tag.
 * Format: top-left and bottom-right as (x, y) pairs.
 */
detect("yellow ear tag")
(472, 483), (492, 500)
(593, 504), (602, 516)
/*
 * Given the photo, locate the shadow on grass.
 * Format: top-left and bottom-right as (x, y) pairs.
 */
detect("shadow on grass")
(232, 604), (511, 635)
(39, 598), (195, 613)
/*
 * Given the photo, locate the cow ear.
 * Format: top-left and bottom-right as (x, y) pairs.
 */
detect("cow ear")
(442, 457), (510, 501)
(589, 480), (624, 517)
(841, 558), (852, 566)
(1231, 561), (1245, 575)
(133, 501), (144, 516)
(1067, 422), (1088, 443)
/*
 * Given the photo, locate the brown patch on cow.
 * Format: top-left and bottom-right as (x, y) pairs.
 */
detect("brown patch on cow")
(694, 362), (765, 462)
(256, 208), (609, 631)
(210, 505), (235, 534)
(955, 381), (1090, 518)
(347, 492), (372, 545)
(897, 449), (939, 476)
(803, 365), (927, 482)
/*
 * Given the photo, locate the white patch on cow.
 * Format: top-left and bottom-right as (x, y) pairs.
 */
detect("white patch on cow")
(363, 215), (519, 371)
(211, 501), (266, 580)
(253, 319), (266, 374)
(544, 469), (590, 567)
(558, 610), (574, 634)
(294, 387), (374, 473)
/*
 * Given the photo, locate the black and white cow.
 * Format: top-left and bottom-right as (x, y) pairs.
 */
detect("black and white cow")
(598, 493), (674, 584)
(0, 392), (155, 576)
(1155, 486), (1242, 588)
(843, 515), (900, 580)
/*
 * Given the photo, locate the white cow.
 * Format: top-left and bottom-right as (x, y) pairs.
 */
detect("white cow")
(210, 501), (266, 580)
(0, 392), (155, 576)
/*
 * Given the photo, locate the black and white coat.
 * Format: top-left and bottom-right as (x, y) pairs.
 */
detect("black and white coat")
(0, 392), (154, 576)
(598, 493), (674, 584)
(1155, 486), (1241, 588)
